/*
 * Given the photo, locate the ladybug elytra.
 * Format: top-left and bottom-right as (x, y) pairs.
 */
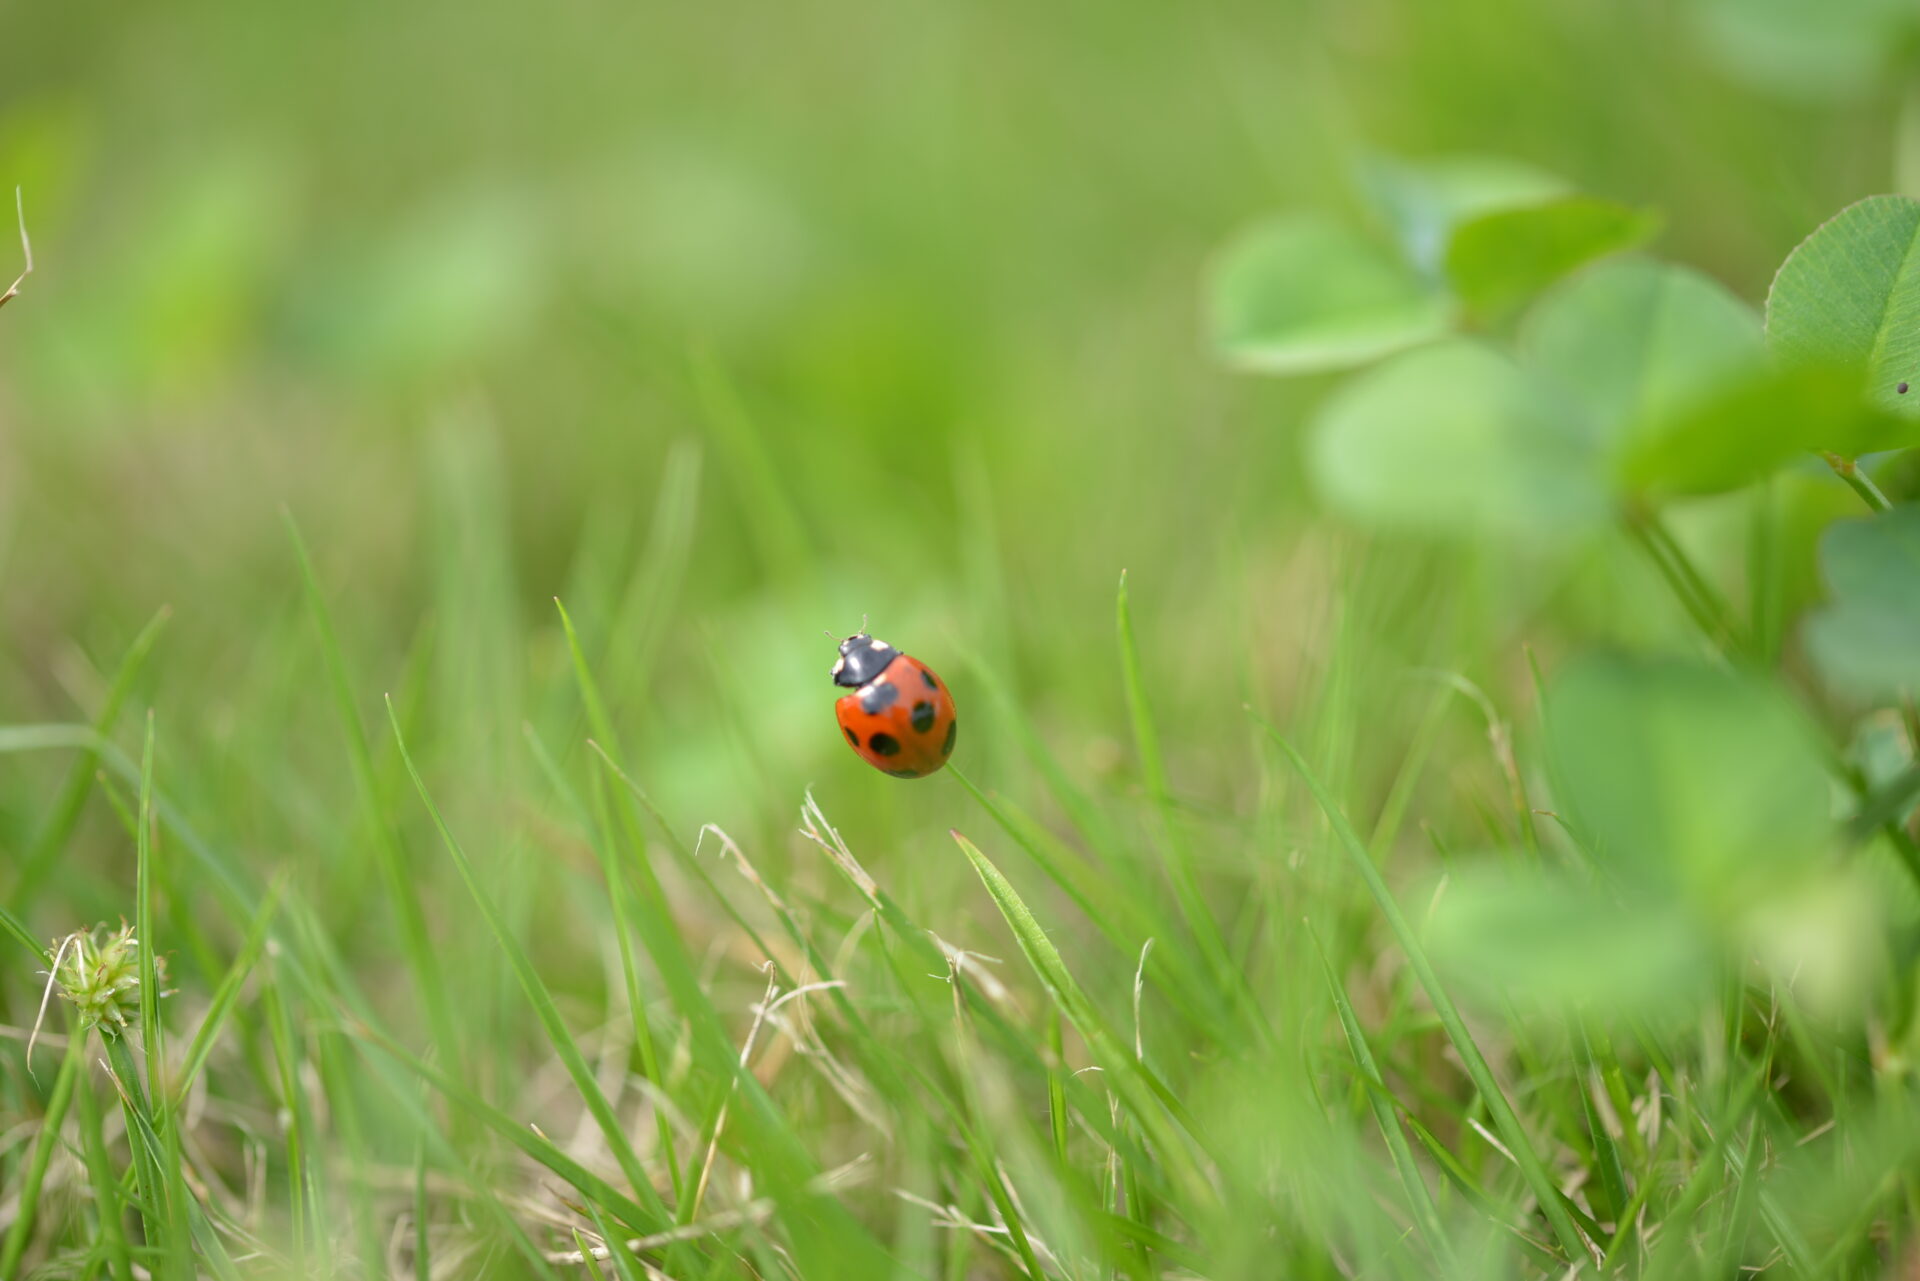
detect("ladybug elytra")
(830, 632), (957, 779)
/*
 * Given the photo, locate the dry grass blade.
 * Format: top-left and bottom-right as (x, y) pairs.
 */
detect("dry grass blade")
(1, 189), (30, 309)
(546, 1157), (873, 1266)
(688, 964), (780, 1221)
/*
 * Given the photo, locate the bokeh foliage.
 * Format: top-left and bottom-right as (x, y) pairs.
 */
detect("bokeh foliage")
(8, 0), (1920, 1277)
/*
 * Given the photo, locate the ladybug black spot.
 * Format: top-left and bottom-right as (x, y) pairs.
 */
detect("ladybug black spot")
(859, 681), (899, 715)
(886, 767), (921, 778)
(1901, 382), (1911, 395)
(869, 732), (901, 756)
(844, 727), (858, 747)
(942, 720), (957, 756)
(911, 701), (936, 733)
(922, 669), (939, 690)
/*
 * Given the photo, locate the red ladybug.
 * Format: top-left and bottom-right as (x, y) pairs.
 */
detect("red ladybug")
(830, 631), (957, 778)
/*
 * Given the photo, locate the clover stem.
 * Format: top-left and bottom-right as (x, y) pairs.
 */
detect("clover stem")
(1624, 508), (1746, 660)
(1821, 452), (1893, 513)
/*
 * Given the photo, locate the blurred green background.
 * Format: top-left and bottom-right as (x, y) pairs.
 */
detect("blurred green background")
(3, 0), (1900, 842)
(6, 0), (1914, 1022)
(6, 0), (1920, 1274)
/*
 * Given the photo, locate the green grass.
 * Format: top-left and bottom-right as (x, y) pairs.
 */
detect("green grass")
(6, 541), (1912, 1276)
(8, 2), (1920, 1275)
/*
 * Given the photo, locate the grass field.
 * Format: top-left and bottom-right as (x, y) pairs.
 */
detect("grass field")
(7, 2), (1920, 1277)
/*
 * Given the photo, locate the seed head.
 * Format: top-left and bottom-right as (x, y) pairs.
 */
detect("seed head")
(50, 922), (167, 1036)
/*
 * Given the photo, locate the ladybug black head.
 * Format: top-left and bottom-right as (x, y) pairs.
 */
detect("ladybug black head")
(831, 633), (899, 688)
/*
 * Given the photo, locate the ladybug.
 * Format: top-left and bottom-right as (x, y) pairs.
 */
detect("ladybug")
(830, 631), (957, 779)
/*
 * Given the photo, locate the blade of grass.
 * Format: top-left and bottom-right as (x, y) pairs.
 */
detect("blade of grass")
(105, 1031), (243, 1281)
(682, 818), (904, 1103)
(1254, 712), (1593, 1268)
(413, 1129), (431, 1281)
(314, 1026), (385, 1281)
(1116, 573), (1255, 1026)
(1845, 758), (1920, 844)
(688, 344), (813, 583)
(99, 1034), (172, 1275)
(584, 742), (684, 1207)
(584, 1200), (644, 1281)
(965, 777), (1238, 1043)
(1046, 1016), (1070, 1168)
(1588, 1021), (1648, 1174)
(947, 766), (1162, 957)
(950, 828), (1214, 1209)
(1597, 1161), (1659, 1271)
(343, 1032), (571, 1281)
(383, 694), (674, 1230)
(604, 438), (703, 705)
(0, 726), (260, 931)
(957, 641), (1141, 876)
(1399, 1111), (1565, 1274)
(558, 600), (790, 984)
(1636, 1061), (1767, 1274)
(555, 598), (624, 760)
(528, 763), (903, 1275)
(285, 512), (462, 1072)
(1367, 686), (1453, 860)
(11, 605), (171, 909)
(74, 1042), (135, 1281)
(1733, 1141), (1815, 1274)
(1308, 924), (1450, 1264)
(133, 714), (193, 1278)
(1571, 1019), (1630, 1229)
(521, 710), (685, 1206)
(952, 641), (1251, 1060)
(556, 601), (878, 1223)
(0, 725), (414, 1128)
(0, 899), (49, 964)
(1715, 1119), (1766, 1274)
(864, 878), (1146, 1185)
(345, 1015), (666, 1236)
(173, 874), (285, 1103)
(803, 797), (1150, 1175)
(0, 185), (31, 309)
(944, 984), (1049, 1281)
(137, 718), (163, 1098)
(0, 1021), (85, 1276)
(1623, 511), (1743, 659)
(1400, 1109), (1506, 1221)
(573, 1229), (611, 1281)
(262, 970), (310, 1264)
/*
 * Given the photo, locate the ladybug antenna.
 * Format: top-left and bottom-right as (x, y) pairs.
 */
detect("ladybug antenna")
(822, 629), (838, 641)
(826, 616), (871, 643)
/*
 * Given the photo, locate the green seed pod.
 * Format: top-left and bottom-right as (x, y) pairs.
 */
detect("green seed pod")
(51, 923), (167, 1036)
